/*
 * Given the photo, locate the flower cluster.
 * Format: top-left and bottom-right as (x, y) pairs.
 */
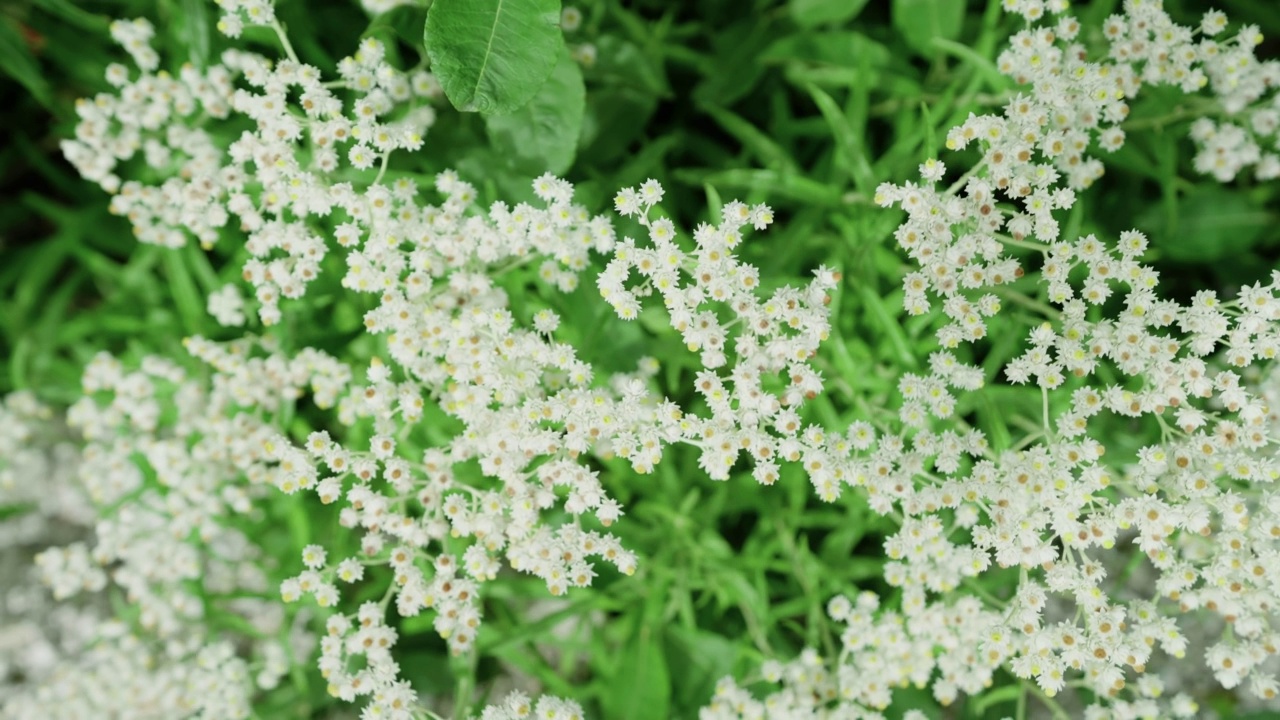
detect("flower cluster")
(704, 593), (1004, 718)
(62, 22), (438, 322)
(7, 631), (258, 720)
(605, 182), (844, 493)
(54, 12), (657, 714)
(478, 691), (585, 720)
(60, 15), (862, 713)
(0, 392), (92, 706)
(14, 0), (1280, 717)
(3, 339), (342, 716)
(716, 0), (1280, 716)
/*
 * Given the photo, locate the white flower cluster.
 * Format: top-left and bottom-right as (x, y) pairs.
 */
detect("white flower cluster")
(717, 0), (1280, 716)
(1004, 0), (1280, 183)
(704, 593), (1003, 718)
(0, 392), (95, 705)
(54, 12), (657, 715)
(1, 334), (601, 720)
(0, 392), (263, 720)
(0, 392), (90, 540)
(62, 22), (439, 322)
(3, 338), (346, 717)
(28, 0), (1280, 717)
(1181, 20), (1279, 181)
(606, 182), (844, 493)
(477, 691), (585, 720)
(62, 14), (860, 715)
(6, 630), (256, 720)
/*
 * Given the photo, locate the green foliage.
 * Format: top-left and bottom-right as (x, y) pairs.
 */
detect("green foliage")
(0, 17), (51, 108)
(892, 0), (966, 57)
(484, 46), (586, 175)
(425, 0), (564, 114)
(1147, 185), (1275, 263)
(789, 0), (870, 29)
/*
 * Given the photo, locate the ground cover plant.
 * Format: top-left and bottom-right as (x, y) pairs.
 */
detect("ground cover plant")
(2, 0), (1280, 718)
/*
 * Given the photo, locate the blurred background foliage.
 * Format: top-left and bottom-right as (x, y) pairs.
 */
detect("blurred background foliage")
(2, 0), (1279, 718)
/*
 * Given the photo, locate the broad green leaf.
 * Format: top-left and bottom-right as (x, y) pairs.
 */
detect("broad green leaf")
(0, 18), (52, 109)
(891, 0), (965, 57)
(790, 0), (871, 28)
(484, 47), (585, 176)
(425, 0), (563, 114)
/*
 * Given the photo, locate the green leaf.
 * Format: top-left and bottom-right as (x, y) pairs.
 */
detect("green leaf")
(931, 36), (1008, 92)
(161, 249), (205, 334)
(589, 35), (670, 97)
(763, 30), (890, 71)
(663, 626), (740, 712)
(576, 37), (665, 164)
(484, 47), (585, 176)
(366, 5), (429, 50)
(790, 0), (871, 28)
(891, 0), (965, 57)
(701, 105), (796, 173)
(858, 284), (918, 370)
(181, 0), (212, 69)
(425, 0), (564, 114)
(692, 20), (771, 106)
(580, 85), (658, 164)
(602, 620), (672, 720)
(0, 18), (52, 109)
(972, 684), (1023, 715)
(676, 168), (844, 207)
(1144, 186), (1273, 263)
(805, 83), (876, 193)
(32, 0), (109, 31)
(477, 594), (597, 652)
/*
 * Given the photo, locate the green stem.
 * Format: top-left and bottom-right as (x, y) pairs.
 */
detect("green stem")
(452, 650), (478, 720)
(270, 19), (301, 65)
(1025, 680), (1071, 720)
(962, 576), (1008, 609)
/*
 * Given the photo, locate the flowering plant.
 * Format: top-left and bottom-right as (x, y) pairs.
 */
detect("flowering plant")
(2, 0), (1280, 718)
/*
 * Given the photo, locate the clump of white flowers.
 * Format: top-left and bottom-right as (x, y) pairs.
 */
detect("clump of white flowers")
(4, 0), (1278, 718)
(54, 4), (844, 714)
(2, 339), (340, 717)
(715, 1), (1280, 717)
(477, 691), (585, 720)
(0, 392), (95, 704)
